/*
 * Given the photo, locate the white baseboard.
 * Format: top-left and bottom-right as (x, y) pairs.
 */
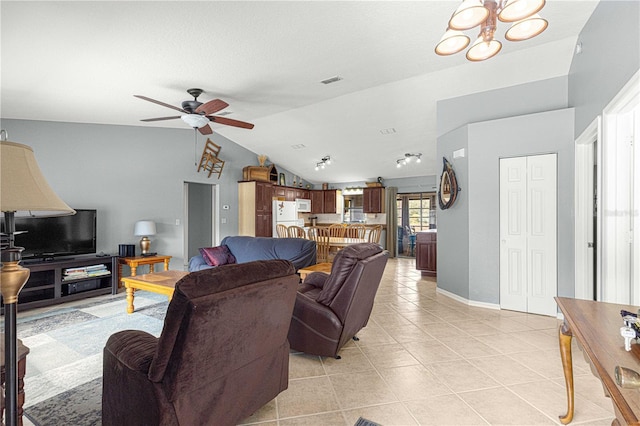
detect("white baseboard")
(436, 287), (500, 310)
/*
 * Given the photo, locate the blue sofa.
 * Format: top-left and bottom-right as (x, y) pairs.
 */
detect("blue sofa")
(189, 236), (317, 272)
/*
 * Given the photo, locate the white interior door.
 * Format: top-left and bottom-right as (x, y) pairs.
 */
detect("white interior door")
(500, 154), (557, 316)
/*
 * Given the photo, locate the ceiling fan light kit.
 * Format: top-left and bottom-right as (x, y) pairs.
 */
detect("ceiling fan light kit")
(135, 88), (254, 135)
(436, 0), (547, 62)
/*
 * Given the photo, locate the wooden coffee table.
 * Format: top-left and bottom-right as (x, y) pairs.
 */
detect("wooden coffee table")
(298, 262), (332, 281)
(121, 270), (188, 314)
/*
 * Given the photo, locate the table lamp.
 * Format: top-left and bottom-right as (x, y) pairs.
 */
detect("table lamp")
(134, 220), (156, 255)
(1, 138), (75, 426)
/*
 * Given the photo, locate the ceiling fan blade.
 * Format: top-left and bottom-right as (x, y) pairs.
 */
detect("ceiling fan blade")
(198, 124), (213, 135)
(208, 116), (255, 129)
(140, 116), (181, 122)
(134, 95), (186, 113)
(195, 99), (229, 115)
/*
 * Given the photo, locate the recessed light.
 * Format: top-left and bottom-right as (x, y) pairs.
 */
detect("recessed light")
(320, 76), (343, 85)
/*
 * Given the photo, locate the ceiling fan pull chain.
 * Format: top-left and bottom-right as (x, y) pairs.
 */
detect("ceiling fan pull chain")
(194, 129), (198, 166)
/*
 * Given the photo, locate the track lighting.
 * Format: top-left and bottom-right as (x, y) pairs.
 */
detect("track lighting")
(396, 153), (422, 168)
(315, 155), (331, 171)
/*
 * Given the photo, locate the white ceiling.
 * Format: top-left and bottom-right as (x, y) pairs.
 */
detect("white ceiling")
(1, 1), (599, 184)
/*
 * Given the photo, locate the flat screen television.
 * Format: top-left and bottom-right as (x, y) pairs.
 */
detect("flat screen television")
(1, 209), (97, 259)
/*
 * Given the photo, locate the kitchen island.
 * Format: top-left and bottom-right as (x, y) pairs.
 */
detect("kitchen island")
(415, 231), (437, 276)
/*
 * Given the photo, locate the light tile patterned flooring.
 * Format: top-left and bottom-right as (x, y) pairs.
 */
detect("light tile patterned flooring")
(17, 257), (614, 425)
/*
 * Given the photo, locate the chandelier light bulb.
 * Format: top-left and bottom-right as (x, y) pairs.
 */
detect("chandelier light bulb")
(315, 165), (319, 171)
(435, 28), (471, 56)
(449, 0), (489, 30)
(466, 35), (502, 61)
(416, 156), (422, 163)
(498, 0), (545, 23)
(397, 162), (402, 168)
(505, 14), (548, 41)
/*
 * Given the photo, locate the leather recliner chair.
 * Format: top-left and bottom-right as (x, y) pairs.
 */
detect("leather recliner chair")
(287, 243), (388, 358)
(102, 260), (299, 426)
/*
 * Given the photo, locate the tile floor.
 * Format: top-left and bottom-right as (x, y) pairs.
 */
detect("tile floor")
(16, 257), (615, 425)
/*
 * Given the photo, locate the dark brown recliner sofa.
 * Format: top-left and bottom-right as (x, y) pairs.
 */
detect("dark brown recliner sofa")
(102, 260), (299, 426)
(287, 243), (388, 358)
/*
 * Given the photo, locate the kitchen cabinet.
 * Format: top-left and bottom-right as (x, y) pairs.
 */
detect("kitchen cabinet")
(311, 190), (324, 214)
(363, 187), (385, 213)
(273, 186), (310, 201)
(324, 190), (337, 213)
(238, 181), (273, 237)
(310, 189), (342, 214)
(415, 231), (436, 277)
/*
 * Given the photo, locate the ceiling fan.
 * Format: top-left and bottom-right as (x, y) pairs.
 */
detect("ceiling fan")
(134, 88), (254, 135)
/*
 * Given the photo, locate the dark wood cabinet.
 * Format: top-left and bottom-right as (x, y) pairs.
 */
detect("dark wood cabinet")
(239, 181), (273, 237)
(273, 186), (310, 201)
(416, 231), (437, 277)
(323, 190), (337, 214)
(363, 187), (385, 213)
(311, 190), (324, 214)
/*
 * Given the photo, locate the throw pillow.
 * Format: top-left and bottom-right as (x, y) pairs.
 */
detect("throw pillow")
(199, 245), (236, 266)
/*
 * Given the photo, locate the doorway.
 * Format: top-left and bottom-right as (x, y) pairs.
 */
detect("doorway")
(600, 72), (640, 305)
(499, 154), (557, 316)
(183, 182), (218, 270)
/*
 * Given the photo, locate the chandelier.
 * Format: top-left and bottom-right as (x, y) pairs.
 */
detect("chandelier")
(396, 153), (422, 168)
(435, 0), (548, 61)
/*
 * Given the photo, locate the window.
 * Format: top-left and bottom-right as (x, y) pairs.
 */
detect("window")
(397, 192), (436, 232)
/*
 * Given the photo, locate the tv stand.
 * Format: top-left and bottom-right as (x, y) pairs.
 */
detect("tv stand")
(1, 254), (117, 312)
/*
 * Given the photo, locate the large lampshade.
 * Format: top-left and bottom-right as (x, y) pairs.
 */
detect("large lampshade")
(1, 141), (75, 216)
(134, 220), (157, 237)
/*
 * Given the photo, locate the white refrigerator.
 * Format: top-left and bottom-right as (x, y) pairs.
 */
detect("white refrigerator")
(273, 200), (304, 236)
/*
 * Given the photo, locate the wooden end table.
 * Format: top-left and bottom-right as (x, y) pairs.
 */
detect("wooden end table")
(121, 270), (189, 314)
(0, 335), (30, 426)
(298, 262), (332, 281)
(117, 255), (172, 288)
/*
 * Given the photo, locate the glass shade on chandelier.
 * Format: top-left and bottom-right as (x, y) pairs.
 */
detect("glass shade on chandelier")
(181, 114), (209, 129)
(505, 14), (548, 41)
(435, 0), (547, 62)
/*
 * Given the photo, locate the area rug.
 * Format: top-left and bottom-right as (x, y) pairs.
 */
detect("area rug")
(25, 377), (102, 426)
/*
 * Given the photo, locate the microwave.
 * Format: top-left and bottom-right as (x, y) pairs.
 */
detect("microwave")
(295, 198), (312, 213)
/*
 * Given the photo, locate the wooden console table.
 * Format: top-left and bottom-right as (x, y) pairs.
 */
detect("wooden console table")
(117, 255), (171, 287)
(555, 297), (640, 425)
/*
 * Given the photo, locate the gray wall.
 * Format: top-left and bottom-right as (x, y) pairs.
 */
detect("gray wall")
(569, 0), (640, 136)
(435, 126), (470, 299)
(437, 76), (568, 138)
(187, 182), (212, 259)
(1, 119), (306, 269)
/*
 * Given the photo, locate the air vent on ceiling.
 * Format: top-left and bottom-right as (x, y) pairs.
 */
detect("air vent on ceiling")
(291, 144), (306, 149)
(217, 111), (233, 116)
(320, 76), (343, 85)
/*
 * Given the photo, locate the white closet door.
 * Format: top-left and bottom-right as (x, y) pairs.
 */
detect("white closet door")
(500, 157), (528, 313)
(500, 154), (557, 316)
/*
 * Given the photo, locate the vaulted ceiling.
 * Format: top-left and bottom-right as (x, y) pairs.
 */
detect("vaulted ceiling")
(1, 1), (599, 183)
